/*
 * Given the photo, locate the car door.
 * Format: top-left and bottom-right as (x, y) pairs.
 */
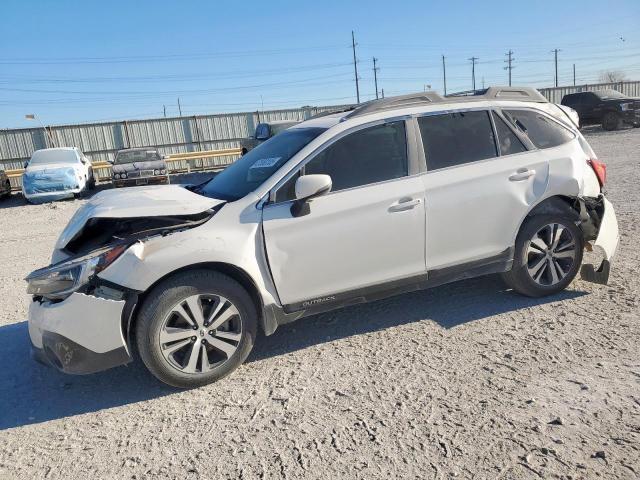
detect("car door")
(582, 93), (602, 123)
(262, 120), (426, 308)
(418, 109), (550, 270)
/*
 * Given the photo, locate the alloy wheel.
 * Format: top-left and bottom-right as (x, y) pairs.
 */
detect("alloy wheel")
(526, 222), (577, 286)
(159, 294), (242, 374)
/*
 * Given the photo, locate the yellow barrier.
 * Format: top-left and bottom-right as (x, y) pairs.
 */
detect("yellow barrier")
(6, 147), (242, 190)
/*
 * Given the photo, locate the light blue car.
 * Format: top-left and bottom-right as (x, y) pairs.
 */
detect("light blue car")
(22, 147), (95, 203)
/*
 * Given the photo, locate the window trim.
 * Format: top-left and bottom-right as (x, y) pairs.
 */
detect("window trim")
(267, 116), (416, 204)
(490, 110), (531, 157)
(498, 106), (576, 150)
(416, 107), (500, 173)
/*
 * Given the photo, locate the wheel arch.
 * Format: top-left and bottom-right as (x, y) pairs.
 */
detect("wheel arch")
(512, 195), (580, 245)
(122, 261), (267, 350)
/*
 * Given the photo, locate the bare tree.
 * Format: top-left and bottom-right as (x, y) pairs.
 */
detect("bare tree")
(599, 70), (626, 83)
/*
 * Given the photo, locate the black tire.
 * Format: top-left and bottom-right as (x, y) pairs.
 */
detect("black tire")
(135, 270), (257, 388)
(502, 214), (583, 297)
(602, 112), (622, 131)
(1, 181), (10, 199)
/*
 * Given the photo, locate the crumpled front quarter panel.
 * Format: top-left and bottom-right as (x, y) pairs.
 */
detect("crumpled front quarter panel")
(97, 197), (279, 308)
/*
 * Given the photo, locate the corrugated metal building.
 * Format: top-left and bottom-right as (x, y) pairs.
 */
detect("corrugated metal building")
(0, 105), (349, 173)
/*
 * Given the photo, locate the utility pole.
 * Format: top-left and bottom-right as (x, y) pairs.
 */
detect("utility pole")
(573, 63), (576, 86)
(442, 55), (447, 95)
(381, 88), (385, 99)
(373, 57), (380, 99)
(551, 49), (560, 87)
(468, 56), (478, 91)
(177, 98), (182, 117)
(351, 31), (360, 104)
(163, 105), (166, 118)
(504, 50), (514, 86)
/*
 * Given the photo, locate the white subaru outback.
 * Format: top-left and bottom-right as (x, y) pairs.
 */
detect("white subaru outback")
(26, 87), (619, 388)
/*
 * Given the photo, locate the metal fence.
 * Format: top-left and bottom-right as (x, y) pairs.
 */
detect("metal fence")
(0, 105), (349, 175)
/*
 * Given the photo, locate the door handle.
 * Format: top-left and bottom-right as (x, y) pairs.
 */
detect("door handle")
(509, 168), (535, 181)
(389, 197), (421, 212)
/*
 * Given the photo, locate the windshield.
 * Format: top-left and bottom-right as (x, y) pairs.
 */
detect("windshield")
(197, 127), (326, 201)
(29, 149), (78, 166)
(115, 149), (161, 164)
(594, 89), (629, 100)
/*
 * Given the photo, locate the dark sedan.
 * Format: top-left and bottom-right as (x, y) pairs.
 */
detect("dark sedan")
(0, 169), (10, 199)
(111, 148), (169, 188)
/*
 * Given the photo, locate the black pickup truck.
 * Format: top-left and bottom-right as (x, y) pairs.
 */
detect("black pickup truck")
(561, 89), (640, 131)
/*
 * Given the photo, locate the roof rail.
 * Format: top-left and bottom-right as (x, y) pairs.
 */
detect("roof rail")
(344, 92), (446, 119)
(340, 86), (548, 121)
(308, 105), (356, 120)
(447, 86), (548, 103)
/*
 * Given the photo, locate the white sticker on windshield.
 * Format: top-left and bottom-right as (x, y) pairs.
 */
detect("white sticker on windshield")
(250, 157), (281, 169)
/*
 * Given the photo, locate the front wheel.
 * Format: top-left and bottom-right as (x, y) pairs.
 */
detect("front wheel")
(502, 215), (583, 297)
(602, 112), (622, 131)
(136, 270), (257, 388)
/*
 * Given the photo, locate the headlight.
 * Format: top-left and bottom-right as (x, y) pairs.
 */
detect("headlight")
(161, 169), (167, 175)
(620, 103), (632, 111)
(154, 169), (160, 175)
(26, 244), (128, 299)
(121, 172), (127, 179)
(114, 173), (120, 179)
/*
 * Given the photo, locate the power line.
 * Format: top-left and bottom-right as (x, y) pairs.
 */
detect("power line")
(352, 31), (360, 103)
(552, 48), (561, 86)
(373, 57), (380, 99)
(442, 55), (447, 95)
(469, 56), (479, 90)
(504, 50), (514, 86)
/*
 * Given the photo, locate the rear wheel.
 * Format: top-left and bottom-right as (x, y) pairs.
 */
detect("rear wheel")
(136, 270), (257, 388)
(502, 215), (583, 297)
(602, 112), (622, 131)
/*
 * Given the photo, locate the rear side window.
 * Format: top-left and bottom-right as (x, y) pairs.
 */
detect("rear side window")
(304, 121), (408, 192)
(418, 110), (497, 171)
(492, 113), (527, 155)
(504, 109), (574, 149)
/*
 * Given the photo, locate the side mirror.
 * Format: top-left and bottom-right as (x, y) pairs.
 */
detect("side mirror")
(291, 174), (332, 217)
(295, 174), (332, 200)
(24, 161), (29, 169)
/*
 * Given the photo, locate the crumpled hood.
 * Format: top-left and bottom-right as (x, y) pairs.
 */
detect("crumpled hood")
(55, 184), (224, 250)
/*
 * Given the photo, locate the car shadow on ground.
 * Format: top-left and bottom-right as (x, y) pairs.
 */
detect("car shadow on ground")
(0, 276), (585, 431)
(248, 275), (587, 363)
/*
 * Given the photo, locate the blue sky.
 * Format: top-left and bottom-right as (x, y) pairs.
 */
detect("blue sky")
(1, 0), (639, 128)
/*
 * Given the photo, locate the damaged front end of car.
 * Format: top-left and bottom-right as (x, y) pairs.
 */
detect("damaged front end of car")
(26, 199), (223, 374)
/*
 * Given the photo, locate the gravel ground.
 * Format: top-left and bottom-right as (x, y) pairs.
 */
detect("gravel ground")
(0, 128), (638, 479)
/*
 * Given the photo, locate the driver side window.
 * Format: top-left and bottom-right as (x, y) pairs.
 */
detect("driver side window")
(275, 121), (408, 202)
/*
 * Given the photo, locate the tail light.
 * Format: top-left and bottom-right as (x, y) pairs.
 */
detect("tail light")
(587, 159), (607, 188)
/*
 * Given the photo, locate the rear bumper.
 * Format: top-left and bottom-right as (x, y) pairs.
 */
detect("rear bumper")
(580, 196), (619, 284)
(22, 186), (83, 203)
(28, 292), (131, 374)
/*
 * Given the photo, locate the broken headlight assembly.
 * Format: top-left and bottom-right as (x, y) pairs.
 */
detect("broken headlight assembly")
(26, 244), (129, 300)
